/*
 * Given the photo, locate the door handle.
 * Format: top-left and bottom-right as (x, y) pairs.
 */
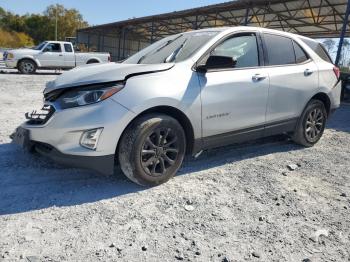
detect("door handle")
(304, 69), (313, 76)
(59, 54), (63, 56)
(252, 74), (267, 82)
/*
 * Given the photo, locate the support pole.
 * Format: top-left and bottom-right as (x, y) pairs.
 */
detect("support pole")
(151, 21), (155, 43)
(122, 27), (127, 59)
(87, 33), (90, 52)
(117, 30), (122, 61)
(55, 4), (58, 40)
(335, 0), (350, 66)
(244, 7), (250, 26)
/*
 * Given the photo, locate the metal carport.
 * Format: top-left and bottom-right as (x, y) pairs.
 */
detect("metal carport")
(77, 0), (350, 64)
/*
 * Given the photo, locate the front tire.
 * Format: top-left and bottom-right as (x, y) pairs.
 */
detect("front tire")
(18, 59), (36, 74)
(292, 99), (327, 147)
(118, 114), (186, 186)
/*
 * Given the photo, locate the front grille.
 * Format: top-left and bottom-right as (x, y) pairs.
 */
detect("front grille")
(25, 104), (55, 125)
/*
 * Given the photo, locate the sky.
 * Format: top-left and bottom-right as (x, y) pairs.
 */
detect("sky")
(0, 0), (227, 25)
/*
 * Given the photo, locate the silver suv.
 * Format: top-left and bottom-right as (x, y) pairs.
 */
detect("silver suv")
(12, 27), (341, 186)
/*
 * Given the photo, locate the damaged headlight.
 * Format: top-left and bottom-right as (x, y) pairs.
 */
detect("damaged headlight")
(56, 82), (124, 109)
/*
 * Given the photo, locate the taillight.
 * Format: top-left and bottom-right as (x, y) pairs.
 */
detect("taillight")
(108, 55), (111, 62)
(333, 66), (340, 79)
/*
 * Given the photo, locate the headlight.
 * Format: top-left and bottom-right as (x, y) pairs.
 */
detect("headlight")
(7, 53), (14, 59)
(56, 82), (124, 109)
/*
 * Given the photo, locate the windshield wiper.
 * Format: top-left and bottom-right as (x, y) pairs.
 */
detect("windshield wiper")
(164, 39), (188, 63)
(137, 34), (183, 64)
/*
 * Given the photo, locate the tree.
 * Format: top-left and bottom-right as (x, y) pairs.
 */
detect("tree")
(44, 4), (89, 41)
(24, 14), (52, 43)
(0, 4), (89, 46)
(340, 39), (350, 66)
(0, 28), (34, 48)
(322, 38), (336, 53)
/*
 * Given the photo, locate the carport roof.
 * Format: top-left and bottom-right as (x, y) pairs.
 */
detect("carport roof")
(78, 0), (349, 39)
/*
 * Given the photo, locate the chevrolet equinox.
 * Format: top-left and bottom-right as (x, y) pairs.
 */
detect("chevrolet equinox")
(12, 27), (341, 186)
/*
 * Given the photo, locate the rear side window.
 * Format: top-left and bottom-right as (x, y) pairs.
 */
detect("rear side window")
(293, 41), (308, 63)
(64, 44), (73, 53)
(263, 34), (295, 65)
(300, 38), (333, 63)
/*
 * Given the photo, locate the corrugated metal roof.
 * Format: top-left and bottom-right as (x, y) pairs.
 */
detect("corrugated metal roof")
(78, 0), (349, 38)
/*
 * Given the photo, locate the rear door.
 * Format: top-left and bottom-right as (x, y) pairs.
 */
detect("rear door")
(63, 43), (76, 67)
(262, 33), (319, 130)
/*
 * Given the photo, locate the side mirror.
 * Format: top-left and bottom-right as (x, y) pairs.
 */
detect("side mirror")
(196, 55), (237, 73)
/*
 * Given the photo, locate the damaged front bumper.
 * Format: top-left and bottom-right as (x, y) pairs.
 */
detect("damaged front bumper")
(11, 98), (135, 175)
(11, 127), (115, 175)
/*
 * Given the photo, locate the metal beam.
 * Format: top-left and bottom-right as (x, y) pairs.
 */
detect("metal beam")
(335, 0), (350, 65)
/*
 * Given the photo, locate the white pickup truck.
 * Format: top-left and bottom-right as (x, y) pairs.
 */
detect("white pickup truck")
(3, 41), (111, 74)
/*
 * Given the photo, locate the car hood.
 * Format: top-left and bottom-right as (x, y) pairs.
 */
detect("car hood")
(8, 48), (40, 55)
(44, 62), (174, 94)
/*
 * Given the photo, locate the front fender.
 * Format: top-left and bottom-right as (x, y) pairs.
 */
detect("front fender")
(110, 67), (202, 140)
(16, 55), (41, 67)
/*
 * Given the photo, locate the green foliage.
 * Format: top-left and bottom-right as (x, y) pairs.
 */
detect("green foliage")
(0, 4), (89, 47)
(44, 4), (89, 40)
(340, 66), (350, 73)
(0, 28), (34, 48)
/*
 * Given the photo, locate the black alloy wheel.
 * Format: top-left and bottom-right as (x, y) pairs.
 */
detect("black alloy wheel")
(141, 127), (179, 177)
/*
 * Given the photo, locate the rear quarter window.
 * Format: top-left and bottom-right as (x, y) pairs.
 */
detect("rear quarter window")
(300, 38), (333, 63)
(64, 44), (73, 53)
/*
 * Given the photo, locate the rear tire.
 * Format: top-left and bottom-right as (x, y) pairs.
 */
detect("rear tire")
(118, 114), (186, 186)
(292, 99), (327, 147)
(18, 59), (36, 74)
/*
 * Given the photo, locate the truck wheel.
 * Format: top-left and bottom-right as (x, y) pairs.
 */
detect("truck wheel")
(18, 59), (36, 74)
(292, 99), (327, 147)
(118, 114), (186, 186)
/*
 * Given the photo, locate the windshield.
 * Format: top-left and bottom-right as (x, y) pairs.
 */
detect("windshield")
(123, 31), (219, 64)
(33, 42), (47, 50)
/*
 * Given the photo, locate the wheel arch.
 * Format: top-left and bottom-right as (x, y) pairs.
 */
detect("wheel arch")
(17, 57), (38, 68)
(310, 92), (331, 116)
(86, 58), (100, 64)
(116, 105), (196, 157)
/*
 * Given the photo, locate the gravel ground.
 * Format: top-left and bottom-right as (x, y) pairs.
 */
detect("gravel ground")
(0, 73), (349, 262)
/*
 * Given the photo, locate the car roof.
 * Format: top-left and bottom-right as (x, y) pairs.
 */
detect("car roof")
(187, 26), (317, 44)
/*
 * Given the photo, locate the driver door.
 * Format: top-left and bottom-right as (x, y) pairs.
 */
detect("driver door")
(37, 43), (65, 67)
(198, 32), (270, 146)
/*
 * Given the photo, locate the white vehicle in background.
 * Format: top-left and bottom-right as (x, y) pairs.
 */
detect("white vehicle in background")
(3, 41), (111, 74)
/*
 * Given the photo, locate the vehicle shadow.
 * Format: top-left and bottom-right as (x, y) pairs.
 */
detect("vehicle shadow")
(0, 142), (144, 215)
(326, 104), (350, 133)
(0, 105), (347, 216)
(179, 135), (303, 176)
(0, 135), (302, 216)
